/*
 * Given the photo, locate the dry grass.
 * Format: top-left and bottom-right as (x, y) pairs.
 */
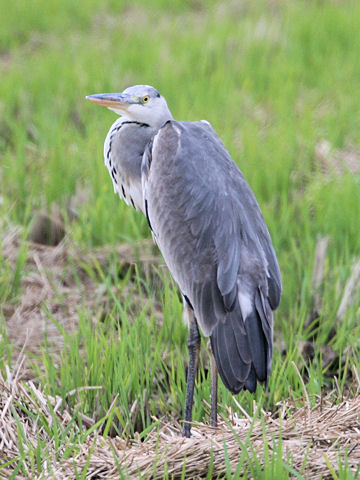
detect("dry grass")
(2, 229), (360, 479)
(2, 233), (360, 478)
(2, 228), (161, 379)
(315, 140), (360, 178)
(1, 355), (360, 479)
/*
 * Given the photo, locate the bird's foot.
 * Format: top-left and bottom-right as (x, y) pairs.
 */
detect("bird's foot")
(182, 422), (191, 438)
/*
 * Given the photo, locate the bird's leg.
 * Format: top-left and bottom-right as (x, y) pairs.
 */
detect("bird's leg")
(182, 310), (200, 438)
(210, 347), (218, 428)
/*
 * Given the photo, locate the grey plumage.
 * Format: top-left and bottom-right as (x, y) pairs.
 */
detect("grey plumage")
(143, 120), (280, 393)
(87, 85), (282, 435)
(104, 119), (157, 210)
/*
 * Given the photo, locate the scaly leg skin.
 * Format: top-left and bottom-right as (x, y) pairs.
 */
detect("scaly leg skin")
(210, 348), (218, 428)
(182, 308), (201, 438)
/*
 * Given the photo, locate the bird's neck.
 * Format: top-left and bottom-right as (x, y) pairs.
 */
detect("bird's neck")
(154, 105), (173, 129)
(117, 107), (173, 130)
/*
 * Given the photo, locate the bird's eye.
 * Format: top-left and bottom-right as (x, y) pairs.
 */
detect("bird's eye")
(142, 95), (150, 104)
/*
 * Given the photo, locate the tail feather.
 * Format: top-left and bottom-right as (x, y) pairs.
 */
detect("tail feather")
(210, 287), (273, 394)
(255, 287), (273, 380)
(244, 310), (267, 382)
(244, 364), (257, 393)
(222, 312), (251, 384)
(212, 310), (250, 394)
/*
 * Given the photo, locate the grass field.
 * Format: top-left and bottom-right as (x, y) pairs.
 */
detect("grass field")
(1, 0), (360, 478)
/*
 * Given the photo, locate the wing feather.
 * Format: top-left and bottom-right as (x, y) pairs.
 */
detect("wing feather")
(142, 120), (281, 393)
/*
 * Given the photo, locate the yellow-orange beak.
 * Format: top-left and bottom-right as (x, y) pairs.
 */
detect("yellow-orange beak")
(86, 93), (137, 108)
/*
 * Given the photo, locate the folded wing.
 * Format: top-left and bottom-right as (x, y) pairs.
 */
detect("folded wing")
(142, 120), (281, 393)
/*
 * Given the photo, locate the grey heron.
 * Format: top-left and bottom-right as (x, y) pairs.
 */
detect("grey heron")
(87, 85), (282, 438)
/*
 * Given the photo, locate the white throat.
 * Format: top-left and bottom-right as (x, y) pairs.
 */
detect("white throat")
(109, 99), (173, 129)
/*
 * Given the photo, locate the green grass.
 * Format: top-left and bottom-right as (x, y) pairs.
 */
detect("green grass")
(1, 0), (360, 477)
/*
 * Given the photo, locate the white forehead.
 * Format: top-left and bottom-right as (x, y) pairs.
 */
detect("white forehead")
(122, 85), (161, 98)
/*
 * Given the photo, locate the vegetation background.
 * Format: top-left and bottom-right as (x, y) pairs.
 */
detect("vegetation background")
(1, 0), (360, 477)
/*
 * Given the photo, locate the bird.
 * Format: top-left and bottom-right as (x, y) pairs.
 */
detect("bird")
(86, 85), (281, 437)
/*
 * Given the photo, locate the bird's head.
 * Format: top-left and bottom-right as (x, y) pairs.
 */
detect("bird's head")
(86, 85), (173, 129)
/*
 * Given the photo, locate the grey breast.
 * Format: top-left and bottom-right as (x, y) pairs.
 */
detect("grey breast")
(108, 121), (157, 211)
